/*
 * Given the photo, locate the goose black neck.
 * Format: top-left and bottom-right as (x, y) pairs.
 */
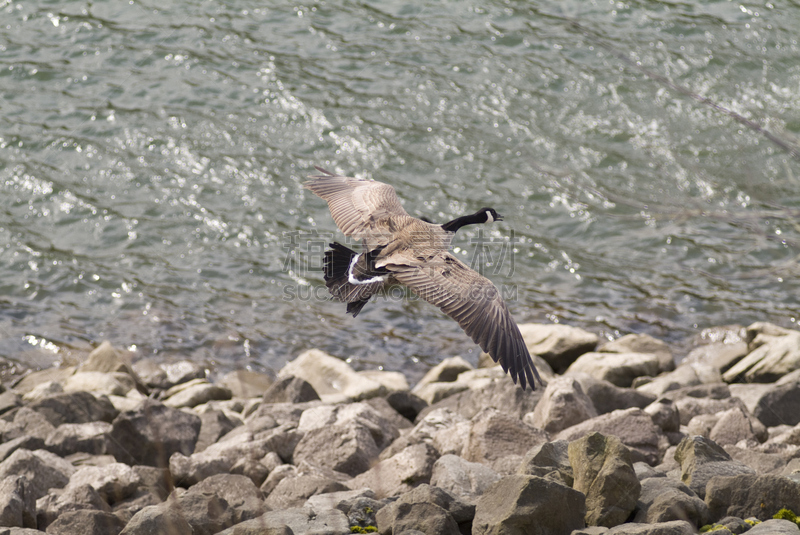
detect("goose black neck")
(441, 212), (484, 233)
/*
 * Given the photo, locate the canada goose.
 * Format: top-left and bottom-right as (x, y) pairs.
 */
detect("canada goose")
(304, 167), (541, 390)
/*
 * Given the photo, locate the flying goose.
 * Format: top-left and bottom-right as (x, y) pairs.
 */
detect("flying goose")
(304, 167), (541, 390)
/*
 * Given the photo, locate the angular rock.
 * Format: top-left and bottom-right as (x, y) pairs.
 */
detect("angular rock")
(4, 407), (56, 442)
(413, 356), (473, 390)
(517, 440), (574, 486)
(673, 396), (743, 426)
(175, 474), (266, 534)
(163, 382), (232, 409)
(278, 349), (386, 402)
(0, 448), (75, 501)
(67, 463), (142, 504)
(473, 475), (585, 535)
(64, 371), (136, 397)
(644, 399), (680, 434)
(132, 359), (204, 391)
(365, 396), (413, 431)
(357, 370), (409, 393)
(349, 443), (438, 498)
(753, 381), (800, 428)
(381, 408), (469, 460)
(518, 323), (599, 373)
(674, 436), (755, 499)
(11, 366), (75, 396)
(566, 352), (661, 388)
(384, 391), (428, 422)
(216, 507), (345, 535)
(636, 363), (722, 398)
(600, 333), (674, 373)
(556, 408), (667, 466)
(106, 399), (200, 468)
(0, 475), (36, 528)
(303, 487), (377, 513)
(464, 408), (550, 474)
(44, 509), (126, 535)
(35, 483), (111, 530)
(264, 474), (348, 510)
(633, 477), (709, 527)
(683, 341), (748, 375)
(376, 484), (472, 535)
(431, 454), (502, 500)
(262, 376), (321, 404)
(569, 432), (640, 527)
(705, 474), (800, 522)
(292, 423), (378, 477)
(220, 370), (273, 399)
(297, 402), (400, 450)
(746, 519), (800, 535)
(44, 422), (112, 457)
(0, 390), (22, 416)
(22, 380), (64, 403)
(605, 520), (696, 534)
(26, 392), (118, 427)
(81, 341), (138, 378)
(723, 324), (800, 383)
(119, 499), (193, 535)
(571, 373), (657, 415)
(529, 376), (598, 434)
(411, 381), (469, 405)
(708, 407), (767, 446)
(194, 409), (241, 453)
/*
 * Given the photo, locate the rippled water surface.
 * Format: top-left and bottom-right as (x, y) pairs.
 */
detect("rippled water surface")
(1, 0), (799, 382)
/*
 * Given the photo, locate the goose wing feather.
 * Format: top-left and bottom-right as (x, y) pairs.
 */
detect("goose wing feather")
(387, 252), (541, 389)
(304, 167), (410, 239)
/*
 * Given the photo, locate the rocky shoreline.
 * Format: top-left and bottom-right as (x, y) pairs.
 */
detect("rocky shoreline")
(2, 321), (800, 534)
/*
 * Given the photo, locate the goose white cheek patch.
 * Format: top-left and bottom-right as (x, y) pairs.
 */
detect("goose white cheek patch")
(348, 254), (387, 285)
(485, 211), (494, 223)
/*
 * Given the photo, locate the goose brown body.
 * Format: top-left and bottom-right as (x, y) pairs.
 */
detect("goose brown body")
(304, 166), (541, 390)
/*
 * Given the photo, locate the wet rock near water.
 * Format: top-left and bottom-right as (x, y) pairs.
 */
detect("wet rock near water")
(2, 321), (800, 534)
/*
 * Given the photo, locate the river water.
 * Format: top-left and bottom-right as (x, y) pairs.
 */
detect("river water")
(1, 0), (799, 383)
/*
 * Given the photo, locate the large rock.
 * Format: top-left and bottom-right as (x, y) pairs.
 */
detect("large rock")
(106, 399), (201, 467)
(216, 508), (346, 535)
(413, 356), (473, 390)
(600, 333), (674, 372)
(723, 323), (800, 383)
(81, 341), (139, 378)
(278, 349), (386, 402)
(349, 443), (438, 498)
(674, 436), (755, 499)
(163, 381), (232, 409)
(132, 358), (205, 390)
(35, 483), (111, 530)
(636, 363), (722, 398)
(376, 484), (473, 535)
(566, 352), (661, 387)
(262, 376), (321, 404)
(746, 519), (800, 535)
(464, 408), (549, 474)
(430, 454), (502, 500)
(64, 372), (136, 397)
(518, 323), (599, 373)
(707, 406), (767, 445)
(67, 463), (142, 504)
(381, 408), (470, 460)
(604, 520), (697, 534)
(753, 381), (800, 427)
(633, 477), (710, 527)
(297, 402), (400, 450)
(44, 509), (126, 535)
(571, 373), (657, 415)
(119, 500), (193, 535)
(25, 391), (118, 427)
(292, 424), (378, 477)
(556, 408), (667, 466)
(220, 370), (273, 399)
(44, 422), (113, 457)
(264, 474), (348, 510)
(0, 448), (75, 501)
(472, 475), (585, 535)
(705, 474), (800, 522)
(385, 391), (428, 422)
(174, 474), (266, 534)
(569, 432), (640, 527)
(528, 376), (597, 434)
(517, 440), (574, 486)
(194, 409), (242, 453)
(0, 475), (36, 528)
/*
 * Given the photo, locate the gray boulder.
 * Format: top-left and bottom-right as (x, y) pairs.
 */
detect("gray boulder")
(278, 349), (386, 403)
(384, 391), (428, 422)
(349, 443), (438, 498)
(43, 509), (126, 535)
(599, 333), (674, 373)
(518, 323), (599, 373)
(464, 408), (549, 474)
(605, 520), (696, 534)
(746, 519), (800, 535)
(556, 408), (667, 466)
(528, 376), (598, 434)
(297, 402), (400, 451)
(674, 436), (755, 499)
(25, 392), (118, 427)
(412, 356), (473, 390)
(643, 399), (680, 434)
(381, 408), (469, 460)
(673, 396), (743, 426)
(708, 407), (767, 445)
(2, 407), (54, 442)
(636, 363), (722, 398)
(194, 409), (242, 453)
(431, 454), (502, 500)
(119, 500), (193, 535)
(35, 483), (110, 530)
(220, 370), (273, 399)
(753, 381), (800, 427)
(723, 323), (800, 383)
(705, 474), (800, 522)
(517, 440), (574, 486)
(106, 399), (200, 468)
(633, 477), (709, 527)
(292, 423), (378, 477)
(566, 352), (661, 388)
(67, 463), (142, 504)
(163, 381), (232, 409)
(262, 376), (321, 404)
(0, 449), (75, 502)
(0, 476), (36, 528)
(216, 507), (346, 535)
(44, 422), (112, 457)
(571, 373), (657, 415)
(473, 475), (585, 535)
(376, 484), (473, 535)
(264, 474), (348, 510)
(174, 474), (266, 535)
(569, 432), (640, 528)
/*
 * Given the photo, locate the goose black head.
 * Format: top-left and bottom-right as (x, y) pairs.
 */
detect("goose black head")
(442, 207), (504, 233)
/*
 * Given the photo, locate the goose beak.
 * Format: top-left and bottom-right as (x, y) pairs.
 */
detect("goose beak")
(495, 213), (504, 221)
